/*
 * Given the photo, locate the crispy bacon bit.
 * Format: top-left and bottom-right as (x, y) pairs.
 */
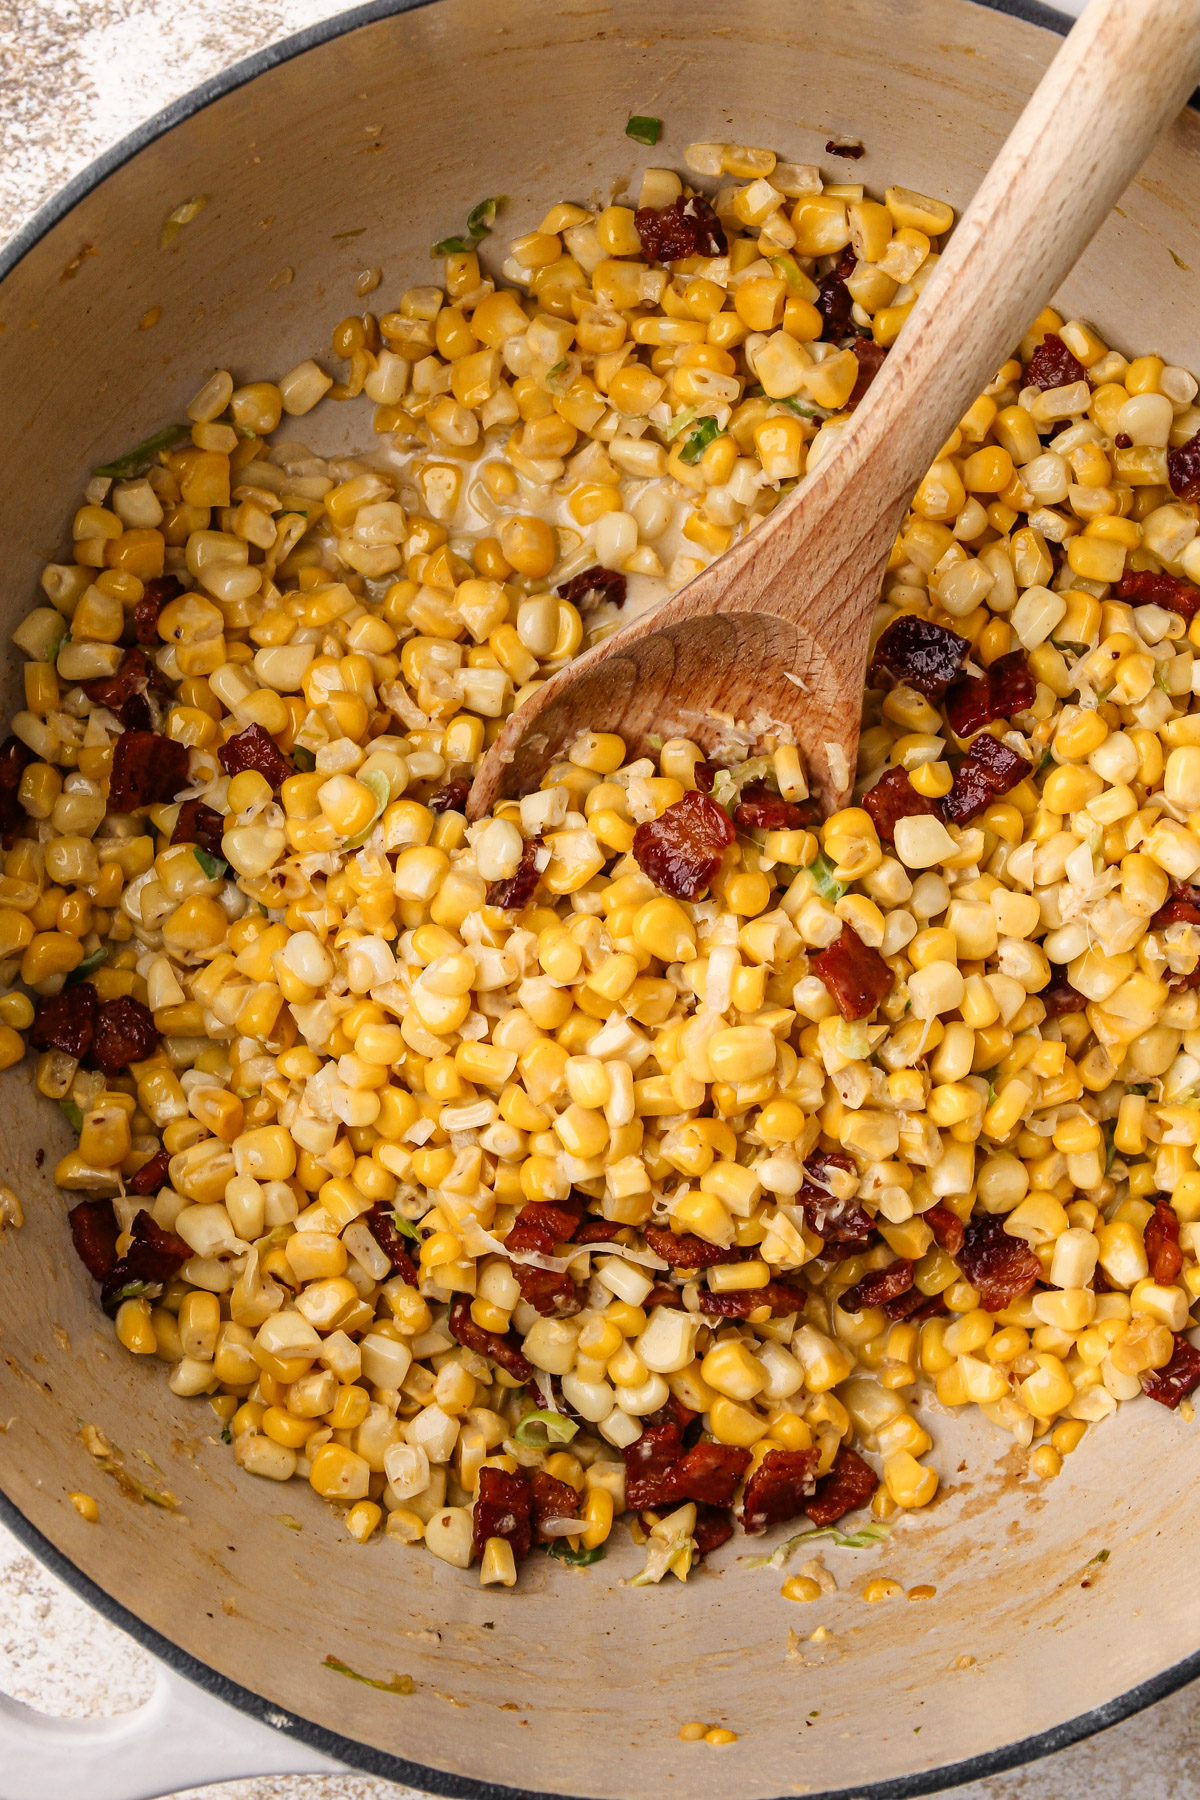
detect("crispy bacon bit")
(218, 722), (293, 790)
(132, 574), (182, 644)
(884, 1288), (947, 1323)
(506, 1199), (582, 1255)
(816, 270), (853, 338)
(925, 1203), (965, 1258)
(1042, 972), (1087, 1017)
(1168, 430), (1200, 504)
(869, 616), (969, 697)
(634, 195), (727, 262)
(448, 1295), (532, 1382)
(825, 139), (865, 158)
(943, 650), (1035, 740)
(633, 788), (734, 901)
(733, 781), (808, 832)
(91, 997), (159, 1073)
(693, 1504), (735, 1557)
(693, 760), (716, 793)
(81, 647), (152, 717)
(108, 728), (189, 811)
(645, 1282), (682, 1309)
(698, 1281), (801, 1319)
(741, 1447), (819, 1533)
(365, 1203), (420, 1287)
(530, 1470), (581, 1543)
(644, 1224), (741, 1269)
(100, 1209), (190, 1310)
(862, 765), (942, 847)
(1141, 1334), (1200, 1409)
(846, 338), (887, 410)
(128, 1147), (170, 1197)
(487, 836), (542, 911)
(956, 1212), (1039, 1312)
(32, 984), (97, 1059)
(429, 777), (471, 814)
(1145, 1198), (1183, 1287)
(69, 1199), (120, 1282)
(1115, 569), (1200, 621)
(573, 1216), (621, 1246)
(1025, 333), (1090, 392)
(472, 1465), (533, 1561)
(805, 1198), (875, 1254)
(513, 1263), (583, 1318)
(805, 1447), (879, 1528)
(556, 565), (627, 612)
(171, 799), (226, 857)
(623, 1416), (750, 1511)
(942, 734), (1029, 825)
(1152, 881), (1200, 929)
(811, 923), (894, 1021)
(676, 1442), (753, 1506)
(839, 1259), (914, 1314)
(0, 735), (33, 849)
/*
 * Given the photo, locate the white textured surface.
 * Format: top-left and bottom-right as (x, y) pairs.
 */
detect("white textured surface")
(3, 0), (1199, 1795)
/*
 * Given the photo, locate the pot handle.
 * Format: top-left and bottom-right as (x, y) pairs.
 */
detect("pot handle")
(0, 1657), (346, 1800)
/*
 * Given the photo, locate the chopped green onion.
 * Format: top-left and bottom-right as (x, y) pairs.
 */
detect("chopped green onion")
(746, 1519), (892, 1569)
(808, 851), (848, 902)
(94, 422), (190, 480)
(466, 196), (502, 237)
(512, 1408), (579, 1448)
(662, 406), (700, 441)
(331, 228), (367, 240)
(60, 1099), (83, 1132)
(65, 947), (108, 986)
(292, 746), (316, 772)
(625, 115), (662, 146)
(194, 847), (227, 881)
(678, 417), (722, 464)
(769, 254), (808, 292)
(431, 234), (478, 256)
(543, 357), (572, 395)
(343, 768), (391, 849)
(106, 1279), (149, 1307)
(220, 1425), (232, 1444)
(547, 1539), (605, 1566)
(773, 393), (824, 420)
(278, 1513), (303, 1531)
(390, 1211), (420, 1239)
(323, 1655), (414, 1694)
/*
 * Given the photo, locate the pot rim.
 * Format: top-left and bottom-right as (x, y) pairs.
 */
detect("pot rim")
(2, 0), (1195, 1795)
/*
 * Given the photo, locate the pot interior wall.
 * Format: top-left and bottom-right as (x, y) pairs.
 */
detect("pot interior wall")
(1, 1), (1199, 1794)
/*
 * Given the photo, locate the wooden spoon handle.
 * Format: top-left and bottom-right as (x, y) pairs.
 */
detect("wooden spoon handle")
(830, 0), (1200, 541)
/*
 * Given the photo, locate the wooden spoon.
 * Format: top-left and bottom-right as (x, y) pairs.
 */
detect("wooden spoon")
(468, 0), (1200, 820)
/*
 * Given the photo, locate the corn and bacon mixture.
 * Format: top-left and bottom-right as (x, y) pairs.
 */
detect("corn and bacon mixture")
(8, 134), (1200, 1591)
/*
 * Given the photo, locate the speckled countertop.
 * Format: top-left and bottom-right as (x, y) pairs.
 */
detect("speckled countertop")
(2, 1), (1200, 1796)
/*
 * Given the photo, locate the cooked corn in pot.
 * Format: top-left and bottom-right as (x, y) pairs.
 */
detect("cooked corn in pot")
(9, 135), (1200, 1587)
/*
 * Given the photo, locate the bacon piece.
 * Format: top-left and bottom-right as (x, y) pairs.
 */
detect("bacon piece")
(825, 139), (865, 158)
(942, 734), (1029, 825)
(644, 1282), (681, 1308)
(81, 647), (152, 717)
(811, 923), (893, 1021)
(644, 1224), (741, 1269)
(100, 1209), (190, 1309)
(1145, 1197), (1183, 1287)
(472, 1465), (532, 1562)
(506, 1199), (582, 1256)
(429, 777), (471, 814)
(1168, 430), (1200, 505)
(862, 765), (942, 846)
(956, 1212), (1039, 1312)
(884, 1287), (947, 1323)
(845, 338), (887, 410)
(529, 1470), (581, 1544)
(673, 1442), (752, 1506)
(633, 789), (734, 902)
(69, 1198), (120, 1281)
(171, 799), (226, 857)
(698, 1281), (801, 1319)
(1115, 569), (1200, 621)
(218, 722), (292, 790)
(513, 1263), (582, 1318)
(816, 270), (853, 337)
(91, 997), (159, 1073)
(1141, 1334), (1200, 1409)
(365, 1203), (420, 1287)
(634, 195), (726, 262)
(556, 565), (627, 612)
(128, 1147), (170, 1197)
(132, 574), (182, 644)
(31, 984), (98, 1059)
(741, 1447), (819, 1533)
(839, 1259), (914, 1314)
(692, 1503), (735, 1557)
(624, 1409), (688, 1510)
(733, 781), (808, 832)
(108, 729), (189, 811)
(487, 836), (542, 911)
(693, 760), (716, 793)
(1025, 333), (1090, 392)
(1152, 881), (1200, 929)
(448, 1295), (532, 1382)
(574, 1216), (622, 1245)
(869, 617), (969, 697)
(805, 1447), (879, 1528)
(943, 651), (1036, 740)
(1042, 972), (1087, 1017)
(0, 735), (33, 849)
(925, 1203), (965, 1258)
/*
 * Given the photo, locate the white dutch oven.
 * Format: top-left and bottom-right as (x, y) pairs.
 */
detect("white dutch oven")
(4, 1), (1199, 1796)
